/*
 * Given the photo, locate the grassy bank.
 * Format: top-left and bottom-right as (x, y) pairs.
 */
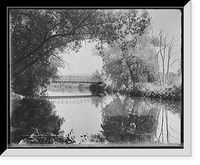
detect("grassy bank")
(105, 83), (182, 101)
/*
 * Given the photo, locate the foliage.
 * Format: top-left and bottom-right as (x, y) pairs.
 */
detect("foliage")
(10, 9), (65, 96)
(101, 45), (159, 89)
(96, 10), (159, 89)
(132, 83), (182, 101)
(163, 72), (179, 85)
(90, 70), (106, 95)
(91, 69), (103, 82)
(12, 60), (60, 97)
(10, 9), (138, 96)
(18, 131), (76, 145)
(89, 133), (106, 143)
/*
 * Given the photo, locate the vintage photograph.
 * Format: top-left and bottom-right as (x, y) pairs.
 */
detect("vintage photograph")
(9, 8), (183, 148)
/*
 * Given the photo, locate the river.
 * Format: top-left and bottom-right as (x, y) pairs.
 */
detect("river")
(10, 86), (182, 147)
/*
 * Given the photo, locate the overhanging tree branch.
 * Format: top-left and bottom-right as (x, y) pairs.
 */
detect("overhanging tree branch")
(13, 49), (52, 78)
(12, 10), (94, 68)
(50, 53), (71, 71)
(170, 58), (180, 67)
(12, 33), (52, 67)
(49, 19), (65, 32)
(170, 50), (180, 57)
(13, 56), (43, 78)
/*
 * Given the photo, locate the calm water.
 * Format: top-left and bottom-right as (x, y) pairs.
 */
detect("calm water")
(10, 87), (182, 147)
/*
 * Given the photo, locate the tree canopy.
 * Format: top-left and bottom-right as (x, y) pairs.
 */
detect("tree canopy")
(10, 9), (153, 96)
(97, 12), (159, 89)
(10, 9), (163, 96)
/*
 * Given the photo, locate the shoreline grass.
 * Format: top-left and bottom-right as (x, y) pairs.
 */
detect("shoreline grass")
(105, 83), (182, 101)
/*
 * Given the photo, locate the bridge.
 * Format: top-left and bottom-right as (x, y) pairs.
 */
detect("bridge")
(46, 75), (104, 95)
(51, 75), (100, 84)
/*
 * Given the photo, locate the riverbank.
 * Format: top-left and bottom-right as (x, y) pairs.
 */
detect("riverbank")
(105, 83), (182, 101)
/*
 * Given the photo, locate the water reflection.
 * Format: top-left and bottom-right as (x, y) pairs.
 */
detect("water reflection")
(10, 91), (182, 146)
(99, 94), (181, 145)
(10, 98), (65, 144)
(100, 96), (158, 143)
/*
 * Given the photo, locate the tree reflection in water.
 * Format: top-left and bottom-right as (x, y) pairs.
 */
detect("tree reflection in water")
(91, 96), (104, 108)
(10, 98), (65, 144)
(99, 95), (158, 144)
(98, 94), (181, 145)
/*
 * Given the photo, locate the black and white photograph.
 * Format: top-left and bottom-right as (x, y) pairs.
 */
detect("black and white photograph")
(5, 4), (192, 157)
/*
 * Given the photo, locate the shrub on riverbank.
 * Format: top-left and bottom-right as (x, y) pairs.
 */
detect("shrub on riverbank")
(104, 82), (182, 101)
(130, 83), (182, 101)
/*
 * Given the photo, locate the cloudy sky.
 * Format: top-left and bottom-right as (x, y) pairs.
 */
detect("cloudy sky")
(58, 9), (182, 76)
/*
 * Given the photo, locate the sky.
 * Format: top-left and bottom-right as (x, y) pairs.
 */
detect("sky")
(147, 9), (181, 41)
(58, 9), (182, 76)
(58, 42), (103, 76)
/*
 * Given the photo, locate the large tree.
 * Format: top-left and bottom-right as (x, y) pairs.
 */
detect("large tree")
(10, 9), (151, 96)
(10, 9), (113, 96)
(97, 10), (159, 89)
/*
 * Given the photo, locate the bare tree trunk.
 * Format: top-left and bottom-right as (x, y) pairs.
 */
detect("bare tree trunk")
(165, 109), (169, 143)
(166, 49), (171, 85)
(166, 37), (173, 85)
(162, 57), (165, 86)
(166, 37), (176, 85)
(152, 31), (179, 87)
(159, 31), (166, 86)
